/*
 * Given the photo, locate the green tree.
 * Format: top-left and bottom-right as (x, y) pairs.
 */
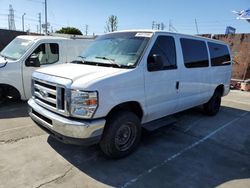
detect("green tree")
(56, 27), (82, 35)
(105, 15), (118, 32)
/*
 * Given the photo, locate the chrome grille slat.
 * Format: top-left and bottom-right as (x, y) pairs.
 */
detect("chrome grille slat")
(34, 84), (56, 95)
(32, 77), (70, 117)
(34, 91), (57, 104)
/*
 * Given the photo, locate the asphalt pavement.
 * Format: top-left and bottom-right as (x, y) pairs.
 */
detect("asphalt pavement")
(0, 90), (250, 188)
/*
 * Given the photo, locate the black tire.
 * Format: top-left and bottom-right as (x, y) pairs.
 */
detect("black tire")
(7, 87), (20, 102)
(100, 111), (141, 159)
(203, 90), (221, 116)
(0, 87), (6, 104)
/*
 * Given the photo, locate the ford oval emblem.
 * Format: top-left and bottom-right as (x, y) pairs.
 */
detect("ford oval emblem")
(39, 89), (49, 98)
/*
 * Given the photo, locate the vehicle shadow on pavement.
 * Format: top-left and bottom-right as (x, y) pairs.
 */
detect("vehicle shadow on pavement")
(0, 100), (28, 119)
(47, 106), (250, 188)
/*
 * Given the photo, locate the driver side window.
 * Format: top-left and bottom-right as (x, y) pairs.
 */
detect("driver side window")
(147, 36), (177, 71)
(31, 43), (59, 66)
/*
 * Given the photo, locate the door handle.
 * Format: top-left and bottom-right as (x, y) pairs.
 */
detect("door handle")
(176, 81), (179, 90)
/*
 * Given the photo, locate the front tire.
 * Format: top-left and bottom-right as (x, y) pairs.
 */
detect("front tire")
(100, 111), (141, 159)
(203, 91), (221, 116)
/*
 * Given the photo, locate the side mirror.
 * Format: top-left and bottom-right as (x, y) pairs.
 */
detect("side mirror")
(25, 55), (40, 67)
(147, 54), (163, 71)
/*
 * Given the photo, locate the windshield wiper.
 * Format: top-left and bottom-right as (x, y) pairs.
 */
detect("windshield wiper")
(95, 56), (124, 67)
(0, 53), (7, 60)
(71, 56), (87, 64)
(95, 56), (116, 63)
(78, 55), (86, 60)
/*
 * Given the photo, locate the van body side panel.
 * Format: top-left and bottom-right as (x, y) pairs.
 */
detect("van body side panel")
(176, 36), (206, 110)
(208, 45), (232, 96)
(82, 68), (146, 120)
(143, 34), (179, 123)
(0, 61), (24, 99)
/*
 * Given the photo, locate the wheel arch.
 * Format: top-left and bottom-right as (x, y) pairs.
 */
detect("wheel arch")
(106, 101), (144, 121)
(0, 83), (21, 100)
(215, 84), (224, 96)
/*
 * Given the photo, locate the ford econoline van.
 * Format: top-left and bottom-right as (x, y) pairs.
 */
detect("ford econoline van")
(28, 30), (232, 158)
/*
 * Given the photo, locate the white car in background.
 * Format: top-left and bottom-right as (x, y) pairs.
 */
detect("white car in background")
(0, 35), (94, 101)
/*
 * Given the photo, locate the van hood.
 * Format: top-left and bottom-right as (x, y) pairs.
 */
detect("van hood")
(36, 63), (130, 85)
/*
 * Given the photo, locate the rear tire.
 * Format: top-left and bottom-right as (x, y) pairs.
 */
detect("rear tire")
(203, 91), (221, 116)
(100, 111), (141, 159)
(0, 87), (6, 104)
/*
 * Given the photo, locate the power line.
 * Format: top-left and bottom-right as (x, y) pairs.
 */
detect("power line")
(25, 0), (44, 4)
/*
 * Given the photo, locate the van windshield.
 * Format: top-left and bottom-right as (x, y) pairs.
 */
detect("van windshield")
(75, 32), (152, 68)
(0, 38), (34, 60)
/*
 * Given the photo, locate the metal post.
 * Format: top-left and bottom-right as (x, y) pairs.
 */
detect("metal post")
(45, 0), (48, 35)
(195, 18), (199, 34)
(22, 13), (26, 32)
(38, 13), (41, 34)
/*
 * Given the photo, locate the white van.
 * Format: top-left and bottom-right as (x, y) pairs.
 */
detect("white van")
(0, 35), (94, 101)
(28, 30), (232, 158)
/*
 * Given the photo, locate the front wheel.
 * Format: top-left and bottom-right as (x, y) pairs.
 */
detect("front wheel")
(203, 91), (221, 116)
(100, 111), (141, 159)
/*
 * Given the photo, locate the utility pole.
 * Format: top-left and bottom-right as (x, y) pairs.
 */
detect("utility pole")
(152, 21), (155, 30)
(8, 5), (16, 30)
(22, 13), (26, 31)
(160, 23), (165, 30)
(38, 13), (41, 34)
(45, 0), (48, 35)
(195, 18), (199, 34)
(85, 24), (88, 35)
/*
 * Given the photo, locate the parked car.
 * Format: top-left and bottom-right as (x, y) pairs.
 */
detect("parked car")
(0, 35), (94, 101)
(28, 30), (232, 158)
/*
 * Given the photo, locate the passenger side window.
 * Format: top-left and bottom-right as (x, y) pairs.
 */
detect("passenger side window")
(208, 42), (231, 66)
(30, 43), (59, 65)
(180, 38), (209, 68)
(147, 36), (177, 71)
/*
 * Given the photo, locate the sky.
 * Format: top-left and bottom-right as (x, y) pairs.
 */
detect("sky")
(0, 0), (249, 35)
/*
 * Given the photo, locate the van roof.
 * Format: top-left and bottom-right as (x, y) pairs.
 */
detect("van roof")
(16, 35), (71, 41)
(16, 35), (95, 41)
(110, 29), (227, 44)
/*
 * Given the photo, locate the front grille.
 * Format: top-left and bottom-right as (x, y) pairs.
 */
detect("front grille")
(33, 79), (68, 116)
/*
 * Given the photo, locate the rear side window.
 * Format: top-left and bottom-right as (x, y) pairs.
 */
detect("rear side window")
(208, 42), (231, 66)
(47, 43), (59, 64)
(180, 38), (209, 68)
(147, 35), (177, 71)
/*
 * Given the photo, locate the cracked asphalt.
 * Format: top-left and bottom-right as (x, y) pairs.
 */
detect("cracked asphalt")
(0, 90), (250, 188)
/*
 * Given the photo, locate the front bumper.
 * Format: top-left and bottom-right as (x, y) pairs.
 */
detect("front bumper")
(28, 98), (106, 145)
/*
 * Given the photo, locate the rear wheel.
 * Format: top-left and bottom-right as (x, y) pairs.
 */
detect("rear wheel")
(203, 91), (221, 116)
(0, 87), (6, 104)
(100, 111), (141, 159)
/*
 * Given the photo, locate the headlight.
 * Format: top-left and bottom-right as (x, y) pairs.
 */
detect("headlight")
(70, 90), (98, 118)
